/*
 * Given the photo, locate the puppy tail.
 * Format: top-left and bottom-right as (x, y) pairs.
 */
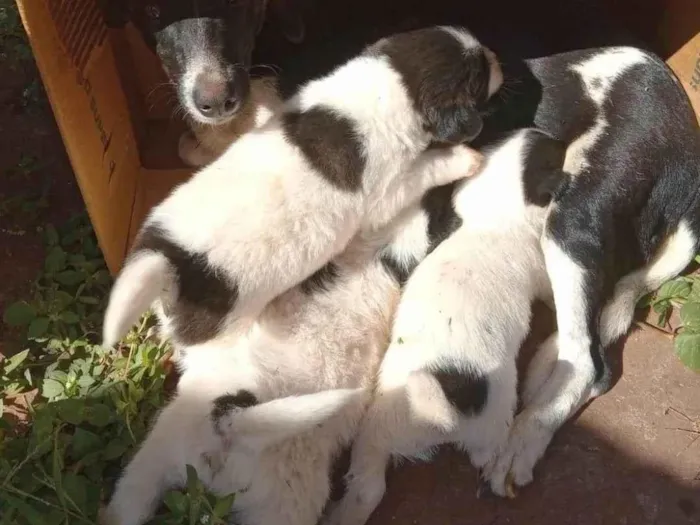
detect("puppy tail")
(212, 388), (365, 451)
(102, 251), (171, 348)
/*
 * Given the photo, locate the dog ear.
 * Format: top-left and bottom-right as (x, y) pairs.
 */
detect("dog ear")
(268, 0), (305, 44)
(425, 103), (483, 145)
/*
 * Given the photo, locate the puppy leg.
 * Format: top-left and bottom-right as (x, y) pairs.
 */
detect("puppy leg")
(488, 213), (610, 496)
(522, 218), (699, 406)
(324, 360), (459, 525)
(366, 144), (483, 229)
(178, 131), (218, 167)
(101, 396), (218, 525)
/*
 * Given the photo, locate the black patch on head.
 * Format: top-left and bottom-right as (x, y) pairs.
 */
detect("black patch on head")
(282, 107), (366, 191)
(211, 390), (258, 433)
(380, 253), (417, 287)
(300, 262), (341, 295)
(520, 129), (569, 207)
(131, 224), (238, 345)
(429, 362), (488, 416)
(421, 181), (462, 253)
(375, 27), (492, 145)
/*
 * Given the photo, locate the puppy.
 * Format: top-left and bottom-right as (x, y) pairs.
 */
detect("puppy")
(329, 46), (700, 523)
(124, 0), (305, 164)
(100, 218), (407, 525)
(102, 25), (500, 350)
(323, 128), (567, 525)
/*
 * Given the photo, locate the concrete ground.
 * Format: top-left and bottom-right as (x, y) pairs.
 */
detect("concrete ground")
(365, 305), (700, 525)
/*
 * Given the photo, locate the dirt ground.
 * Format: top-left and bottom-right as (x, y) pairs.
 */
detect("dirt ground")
(0, 7), (698, 525)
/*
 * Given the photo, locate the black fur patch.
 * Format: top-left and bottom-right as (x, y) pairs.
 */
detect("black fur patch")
(429, 362), (488, 416)
(300, 262), (341, 294)
(375, 27), (491, 144)
(282, 107), (366, 191)
(211, 390), (259, 429)
(379, 253), (416, 287)
(131, 224), (238, 346)
(421, 181), (462, 253)
(520, 129), (569, 207)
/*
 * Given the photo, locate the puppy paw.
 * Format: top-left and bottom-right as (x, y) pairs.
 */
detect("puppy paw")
(485, 413), (554, 498)
(178, 131), (215, 167)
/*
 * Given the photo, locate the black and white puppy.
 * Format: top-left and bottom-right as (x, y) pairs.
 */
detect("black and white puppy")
(120, 0), (304, 165)
(100, 26), (500, 525)
(101, 26), (500, 350)
(327, 46), (700, 525)
(324, 127), (567, 525)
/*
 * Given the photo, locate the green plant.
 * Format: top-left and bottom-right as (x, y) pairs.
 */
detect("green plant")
(640, 254), (700, 371)
(1, 215), (235, 524)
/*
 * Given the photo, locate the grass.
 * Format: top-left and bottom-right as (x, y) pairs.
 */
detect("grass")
(0, 215), (235, 524)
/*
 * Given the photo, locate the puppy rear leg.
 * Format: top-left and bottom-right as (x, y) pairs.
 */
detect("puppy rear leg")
(522, 219), (698, 406)
(102, 398), (214, 525)
(325, 367), (457, 525)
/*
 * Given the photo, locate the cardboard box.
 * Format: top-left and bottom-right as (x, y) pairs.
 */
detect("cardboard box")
(15, 0), (700, 275)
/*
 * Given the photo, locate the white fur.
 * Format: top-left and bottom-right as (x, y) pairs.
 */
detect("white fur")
(103, 26), (489, 348)
(324, 129), (554, 525)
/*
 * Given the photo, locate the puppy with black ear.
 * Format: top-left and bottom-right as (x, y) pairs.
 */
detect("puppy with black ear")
(102, 25), (500, 351)
(323, 128), (568, 525)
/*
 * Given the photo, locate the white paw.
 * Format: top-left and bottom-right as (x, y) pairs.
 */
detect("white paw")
(486, 413), (553, 498)
(178, 131), (214, 167)
(452, 144), (484, 178)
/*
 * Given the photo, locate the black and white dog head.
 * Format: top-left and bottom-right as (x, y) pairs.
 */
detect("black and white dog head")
(130, 0), (304, 125)
(370, 26), (502, 145)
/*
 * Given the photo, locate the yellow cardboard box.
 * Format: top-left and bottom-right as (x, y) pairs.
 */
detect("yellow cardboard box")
(15, 0), (700, 275)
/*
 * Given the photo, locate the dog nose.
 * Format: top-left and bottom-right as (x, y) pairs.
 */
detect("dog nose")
(192, 75), (239, 120)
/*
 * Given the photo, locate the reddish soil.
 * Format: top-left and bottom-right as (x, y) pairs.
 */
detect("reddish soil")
(0, 38), (84, 357)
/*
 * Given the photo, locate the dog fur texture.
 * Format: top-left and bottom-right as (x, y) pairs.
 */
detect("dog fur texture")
(102, 25), (499, 350)
(325, 45), (700, 525)
(101, 25), (499, 525)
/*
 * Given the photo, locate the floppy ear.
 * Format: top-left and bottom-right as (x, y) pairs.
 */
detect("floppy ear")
(425, 104), (484, 145)
(268, 0), (305, 44)
(102, 251), (171, 347)
(522, 130), (570, 206)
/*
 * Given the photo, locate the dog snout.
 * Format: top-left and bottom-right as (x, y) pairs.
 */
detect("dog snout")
(192, 74), (242, 121)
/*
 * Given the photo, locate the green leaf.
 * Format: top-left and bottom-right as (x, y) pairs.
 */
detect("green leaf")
(59, 310), (80, 324)
(85, 403), (112, 427)
(62, 472), (88, 512)
(45, 246), (68, 273)
(212, 493), (236, 518)
(164, 491), (188, 516)
(103, 438), (129, 460)
(78, 296), (100, 305)
(27, 316), (50, 339)
(186, 464), (201, 497)
(680, 302), (700, 331)
(3, 348), (30, 374)
(41, 378), (65, 399)
(674, 332), (700, 371)
(57, 399), (86, 425)
(2, 493), (46, 525)
(3, 301), (36, 326)
(45, 224), (59, 246)
(55, 270), (84, 286)
(655, 279), (691, 302)
(70, 428), (102, 459)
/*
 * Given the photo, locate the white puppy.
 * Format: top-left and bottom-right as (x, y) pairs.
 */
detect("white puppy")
(101, 25), (500, 350)
(324, 128), (568, 525)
